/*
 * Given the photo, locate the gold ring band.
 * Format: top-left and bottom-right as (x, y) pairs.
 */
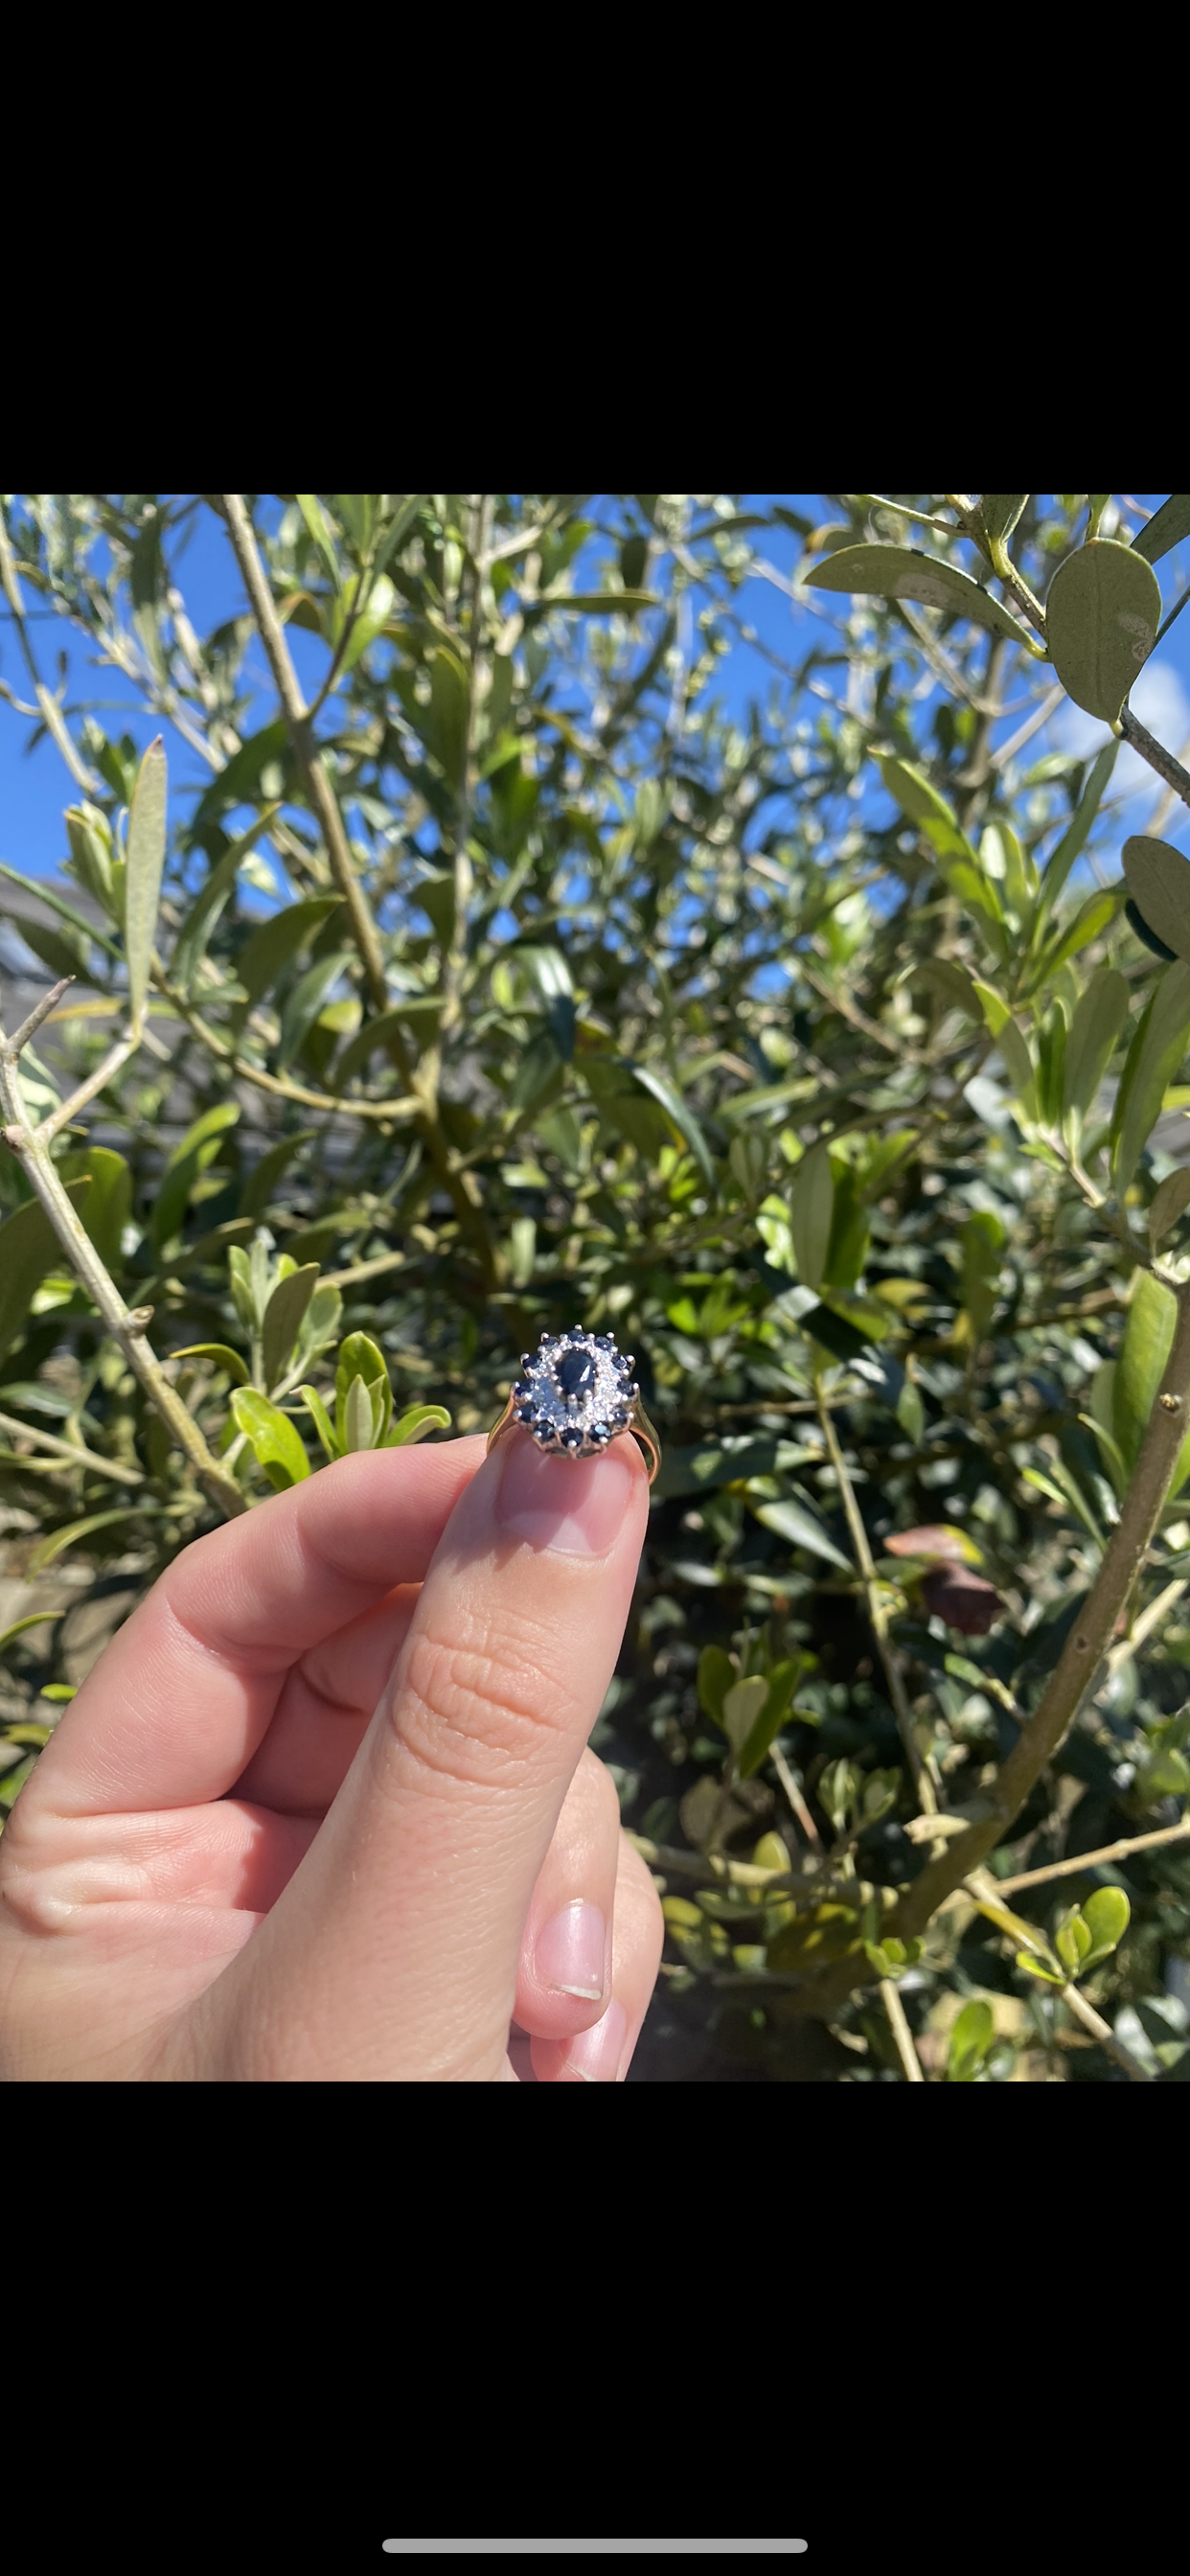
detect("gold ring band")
(486, 1389), (662, 1486)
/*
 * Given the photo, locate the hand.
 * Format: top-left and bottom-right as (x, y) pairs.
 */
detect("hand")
(0, 1430), (662, 2081)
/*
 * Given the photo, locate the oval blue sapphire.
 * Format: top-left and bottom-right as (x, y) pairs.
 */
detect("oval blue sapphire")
(557, 1345), (597, 1398)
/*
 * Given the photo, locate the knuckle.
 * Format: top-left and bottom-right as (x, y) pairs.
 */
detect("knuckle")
(395, 1611), (582, 1786)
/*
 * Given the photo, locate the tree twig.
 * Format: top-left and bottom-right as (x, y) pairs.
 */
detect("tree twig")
(1119, 706), (1190, 814)
(0, 512), (101, 793)
(0, 1000), (246, 1522)
(218, 494), (389, 1009)
(40, 1028), (143, 1141)
(892, 1289), (1190, 1931)
(881, 1976), (925, 2082)
(995, 1816), (1190, 1895)
(0, 1408), (144, 1486)
(812, 1372), (941, 1820)
(782, 1282), (1190, 2023)
(217, 492), (498, 1284)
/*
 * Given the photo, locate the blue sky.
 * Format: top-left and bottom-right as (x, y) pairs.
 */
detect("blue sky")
(2, 494), (1188, 892)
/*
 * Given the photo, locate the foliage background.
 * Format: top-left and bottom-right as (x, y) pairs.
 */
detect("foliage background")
(3, 490), (1190, 2081)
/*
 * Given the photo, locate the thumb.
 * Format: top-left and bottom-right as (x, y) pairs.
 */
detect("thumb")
(199, 1428), (650, 2078)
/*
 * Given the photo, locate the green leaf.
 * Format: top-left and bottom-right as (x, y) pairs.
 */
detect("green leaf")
(807, 545), (1034, 645)
(1122, 836), (1190, 967)
(750, 1497), (851, 1572)
(735, 1660), (807, 1781)
(802, 1299), (886, 1362)
(981, 819), (1036, 914)
(726, 1129), (769, 1206)
(944, 864), (1008, 956)
(63, 801), (118, 917)
(960, 1209), (1006, 1345)
(411, 869), (456, 946)
(55, 1146), (132, 1275)
(0, 1181), (91, 1367)
(28, 1506), (158, 1573)
(877, 755), (964, 837)
(973, 982), (1035, 1113)
(1016, 1951), (1064, 1984)
(721, 1675), (768, 1756)
(1055, 1910), (1093, 1973)
(230, 1389), (311, 1490)
(526, 589), (657, 620)
(697, 1645), (737, 1729)
(342, 1373), (377, 1453)
(1035, 1004), (1067, 1126)
(276, 951), (355, 1069)
(236, 897), (344, 1010)
(298, 1384), (340, 1461)
(152, 1100), (240, 1251)
(239, 1129), (317, 1220)
(385, 1403), (451, 1447)
(227, 1244), (256, 1333)
(910, 956), (982, 1020)
(295, 493), (342, 589)
(1044, 540), (1161, 724)
(372, 494), (430, 580)
(508, 1028), (564, 1116)
(171, 805), (281, 993)
(507, 1216), (537, 1288)
(1032, 883), (1127, 989)
(332, 1001), (442, 1088)
(976, 495), (1028, 550)
(334, 1331), (390, 1451)
(1150, 1166), (1190, 1251)
(169, 1343), (250, 1386)
(0, 857), (122, 960)
(296, 1281), (341, 1369)
(125, 736), (168, 1036)
(335, 572), (396, 678)
(0, 1609), (59, 1654)
(897, 1376), (925, 1443)
(425, 647), (470, 791)
(1113, 1271), (1178, 1481)
(1063, 967), (1131, 1126)
(789, 1143), (835, 1293)
(1111, 961), (1190, 1194)
(947, 1998), (995, 2082)
(628, 1063), (716, 1189)
(1131, 495), (1190, 567)
(190, 719), (290, 839)
(262, 1264), (319, 1392)
(823, 1156), (869, 1292)
(819, 1757), (858, 1836)
(1037, 742), (1118, 923)
(7, 913), (90, 981)
(1080, 1884), (1131, 1966)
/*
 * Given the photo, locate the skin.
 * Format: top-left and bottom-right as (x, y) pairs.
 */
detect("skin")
(0, 1430), (664, 2082)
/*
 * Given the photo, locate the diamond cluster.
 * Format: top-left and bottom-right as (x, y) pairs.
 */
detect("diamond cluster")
(511, 1331), (638, 1459)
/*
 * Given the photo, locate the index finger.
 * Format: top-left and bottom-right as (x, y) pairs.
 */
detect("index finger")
(28, 1438), (487, 1817)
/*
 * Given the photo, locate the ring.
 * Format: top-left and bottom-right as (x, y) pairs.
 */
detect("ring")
(487, 1329), (662, 1486)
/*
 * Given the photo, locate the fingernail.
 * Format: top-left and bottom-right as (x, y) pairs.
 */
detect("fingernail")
(535, 1899), (607, 2000)
(496, 1432), (636, 1555)
(558, 1998), (629, 2082)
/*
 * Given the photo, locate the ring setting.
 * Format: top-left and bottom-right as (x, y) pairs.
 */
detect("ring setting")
(487, 1330), (662, 1484)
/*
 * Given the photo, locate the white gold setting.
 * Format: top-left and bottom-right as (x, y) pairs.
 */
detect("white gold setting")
(486, 1327), (662, 1484)
(512, 1330), (638, 1458)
